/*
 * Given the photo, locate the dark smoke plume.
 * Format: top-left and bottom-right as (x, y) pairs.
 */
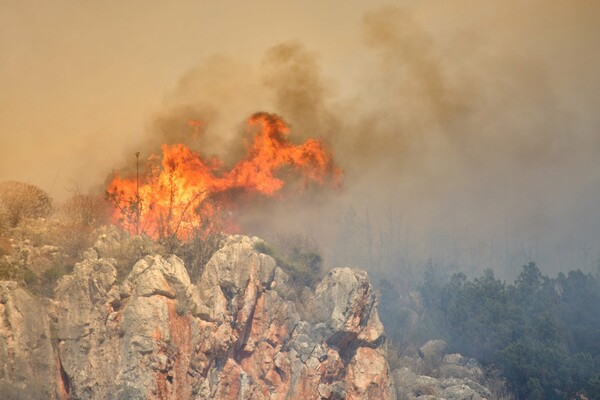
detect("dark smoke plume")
(23, 1), (599, 278)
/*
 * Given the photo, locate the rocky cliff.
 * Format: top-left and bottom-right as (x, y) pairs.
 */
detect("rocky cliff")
(0, 234), (395, 400)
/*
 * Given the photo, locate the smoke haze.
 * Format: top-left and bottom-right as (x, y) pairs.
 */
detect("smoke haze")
(2, 0), (599, 276)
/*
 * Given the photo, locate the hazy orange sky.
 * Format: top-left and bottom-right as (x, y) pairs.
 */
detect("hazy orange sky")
(2, 1), (599, 274)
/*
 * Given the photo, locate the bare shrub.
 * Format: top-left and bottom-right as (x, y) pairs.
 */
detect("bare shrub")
(384, 339), (403, 371)
(59, 194), (110, 228)
(55, 194), (111, 258)
(53, 223), (97, 259)
(154, 198), (226, 281)
(0, 181), (53, 229)
(174, 231), (224, 282)
(105, 155), (207, 241)
(483, 367), (515, 400)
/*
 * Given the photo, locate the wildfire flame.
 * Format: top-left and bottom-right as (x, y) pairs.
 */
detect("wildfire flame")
(107, 112), (341, 240)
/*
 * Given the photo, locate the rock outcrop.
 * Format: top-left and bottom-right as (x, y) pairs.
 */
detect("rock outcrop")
(392, 367), (491, 400)
(0, 282), (64, 399)
(392, 340), (491, 400)
(0, 235), (395, 399)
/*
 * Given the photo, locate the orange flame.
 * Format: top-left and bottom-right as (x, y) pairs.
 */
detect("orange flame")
(107, 112), (341, 240)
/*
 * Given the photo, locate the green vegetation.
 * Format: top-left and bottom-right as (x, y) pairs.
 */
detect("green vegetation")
(254, 235), (324, 288)
(0, 252), (74, 297)
(0, 259), (36, 285)
(383, 262), (600, 399)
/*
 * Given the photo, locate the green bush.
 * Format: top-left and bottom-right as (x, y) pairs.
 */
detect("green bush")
(253, 241), (273, 256)
(0, 259), (45, 292)
(0, 259), (25, 281)
(38, 263), (73, 297)
(254, 235), (324, 288)
(0, 255), (74, 298)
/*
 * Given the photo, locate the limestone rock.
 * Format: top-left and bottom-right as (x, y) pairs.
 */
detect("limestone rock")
(5, 234), (395, 399)
(0, 282), (64, 400)
(419, 340), (447, 367)
(439, 354), (484, 381)
(392, 352), (492, 400)
(315, 268), (385, 345)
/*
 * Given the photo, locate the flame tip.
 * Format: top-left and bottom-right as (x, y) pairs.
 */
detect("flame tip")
(108, 112), (341, 239)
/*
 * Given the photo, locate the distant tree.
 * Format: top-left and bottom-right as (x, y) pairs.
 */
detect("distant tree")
(514, 262), (543, 293)
(417, 262), (600, 399)
(557, 270), (600, 359)
(511, 262), (561, 342)
(420, 260), (446, 310)
(501, 338), (593, 400)
(441, 269), (522, 364)
(0, 181), (53, 229)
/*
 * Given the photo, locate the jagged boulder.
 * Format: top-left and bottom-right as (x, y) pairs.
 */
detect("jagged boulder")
(313, 268), (389, 399)
(392, 350), (491, 400)
(42, 234), (395, 399)
(439, 354), (484, 381)
(0, 282), (64, 400)
(419, 340), (447, 369)
(54, 257), (118, 398)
